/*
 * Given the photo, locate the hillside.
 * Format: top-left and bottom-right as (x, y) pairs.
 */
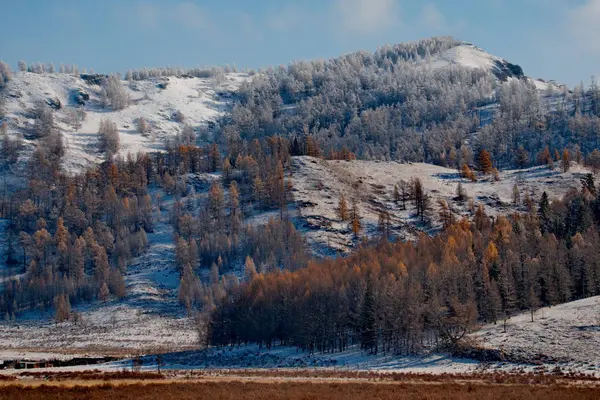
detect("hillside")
(0, 156), (588, 359)
(292, 156), (584, 255)
(1, 70), (249, 173)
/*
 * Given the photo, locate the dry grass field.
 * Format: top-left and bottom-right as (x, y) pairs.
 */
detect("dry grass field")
(1, 370), (599, 400)
(1, 380), (600, 400)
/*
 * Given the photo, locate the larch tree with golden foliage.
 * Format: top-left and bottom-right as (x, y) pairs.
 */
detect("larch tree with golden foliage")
(478, 149), (493, 175)
(338, 193), (349, 221)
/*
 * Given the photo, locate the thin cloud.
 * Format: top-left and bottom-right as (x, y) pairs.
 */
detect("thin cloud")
(420, 3), (446, 31)
(334, 0), (401, 36)
(566, 0), (600, 53)
(172, 2), (210, 31)
(267, 6), (308, 31)
(135, 4), (161, 29)
(133, 1), (212, 32)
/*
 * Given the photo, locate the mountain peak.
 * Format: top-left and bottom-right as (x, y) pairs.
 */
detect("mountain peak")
(424, 40), (524, 81)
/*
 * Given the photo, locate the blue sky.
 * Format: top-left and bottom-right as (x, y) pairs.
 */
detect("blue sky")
(1, 0), (599, 86)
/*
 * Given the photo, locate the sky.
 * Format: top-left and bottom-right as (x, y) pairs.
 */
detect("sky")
(1, 0), (599, 87)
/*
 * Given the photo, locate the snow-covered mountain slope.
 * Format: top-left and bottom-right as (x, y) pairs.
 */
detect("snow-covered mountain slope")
(422, 41), (563, 93)
(423, 42), (523, 80)
(1, 71), (250, 172)
(291, 157), (585, 256)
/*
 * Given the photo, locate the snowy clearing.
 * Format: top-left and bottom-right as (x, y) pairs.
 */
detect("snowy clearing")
(291, 156), (585, 255)
(0, 71), (250, 173)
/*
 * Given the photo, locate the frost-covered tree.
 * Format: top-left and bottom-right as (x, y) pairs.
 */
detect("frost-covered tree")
(179, 124), (195, 145)
(18, 60), (27, 72)
(0, 61), (11, 87)
(68, 108), (85, 131)
(101, 75), (129, 110)
(173, 110), (186, 123)
(98, 118), (120, 157)
(33, 103), (55, 138)
(32, 62), (44, 74)
(137, 116), (148, 134)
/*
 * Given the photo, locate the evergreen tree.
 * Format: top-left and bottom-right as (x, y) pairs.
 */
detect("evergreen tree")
(581, 173), (595, 196)
(514, 145), (529, 169)
(360, 278), (378, 354)
(538, 191), (551, 233)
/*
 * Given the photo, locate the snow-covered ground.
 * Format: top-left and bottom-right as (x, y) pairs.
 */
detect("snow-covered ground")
(471, 296), (600, 370)
(1, 71), (250, 173)
(2, 287), (600, 377)
(424, 42), (507, 73)
(291, 156), (585, 255)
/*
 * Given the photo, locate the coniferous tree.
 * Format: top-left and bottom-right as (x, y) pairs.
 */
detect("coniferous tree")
(360, 278), (377, 354)
(514, 145), (529, 169)
(478, 149), (493, 175)
(337, 193), (349, 221)
(562, 149), (571, 173)
(350, 198), (362, 239)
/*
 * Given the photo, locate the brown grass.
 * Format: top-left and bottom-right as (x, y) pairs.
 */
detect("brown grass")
(16, 370), (165, 381)
(1, 381), (599, 400)
(180, 368), (600, 385)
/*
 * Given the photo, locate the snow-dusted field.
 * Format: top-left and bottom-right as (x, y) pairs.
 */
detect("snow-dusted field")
(2, 287), (600, 377)
(292, 156), (585, 255)
(471, 296), (600, 369)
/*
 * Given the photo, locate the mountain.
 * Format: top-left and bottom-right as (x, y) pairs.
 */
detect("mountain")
(0, 37), (598, 365)
(0, 37), (567, 179)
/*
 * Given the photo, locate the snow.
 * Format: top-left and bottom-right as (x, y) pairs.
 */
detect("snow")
(421, 42), (566, 95)
(291, 156), (585, 255)
(0, 303), (197, 359)
(1, 71), (250, 173)
(425, 43), (502, 72)
(471, 296), (600, 369)
(139, 344), (479, 373)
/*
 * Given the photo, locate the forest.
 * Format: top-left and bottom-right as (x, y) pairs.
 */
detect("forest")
(210, 176), (600, 354)
(219, 37), (600, 169)
(0, 133), (308, 319)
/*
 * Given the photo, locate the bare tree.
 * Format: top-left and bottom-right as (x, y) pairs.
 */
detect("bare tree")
(98, 118), (120, 157)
